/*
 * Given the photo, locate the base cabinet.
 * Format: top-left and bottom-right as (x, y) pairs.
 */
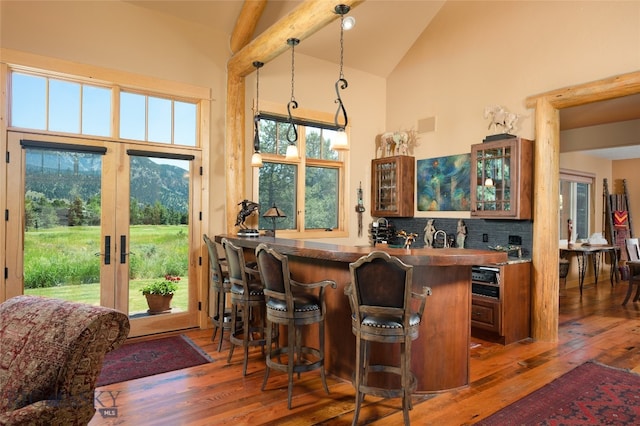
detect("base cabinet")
(471, 262), (531, 344)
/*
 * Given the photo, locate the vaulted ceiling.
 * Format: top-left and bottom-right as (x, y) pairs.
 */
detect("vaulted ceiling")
(128, 0), (640, 158)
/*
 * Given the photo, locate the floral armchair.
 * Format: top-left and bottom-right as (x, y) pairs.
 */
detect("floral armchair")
(0, 295), (130, 425)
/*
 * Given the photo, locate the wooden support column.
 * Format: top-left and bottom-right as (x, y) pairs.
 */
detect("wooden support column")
(225, 73), (246, 234)
(531, 97), (560, 342)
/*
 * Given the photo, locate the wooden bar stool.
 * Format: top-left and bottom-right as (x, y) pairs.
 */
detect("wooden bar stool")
(255, 243), (336, 409)
(203, 234), (231, 352)
(346, 251), (431, 426)
(222, 238), (267, 376)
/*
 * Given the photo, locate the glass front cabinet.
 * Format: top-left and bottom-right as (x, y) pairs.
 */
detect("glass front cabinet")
(470, 137), (533, 219)
(371, 155), (415, 217)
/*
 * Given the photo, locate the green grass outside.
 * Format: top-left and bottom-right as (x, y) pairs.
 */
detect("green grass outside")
(24, 225), (189, 314)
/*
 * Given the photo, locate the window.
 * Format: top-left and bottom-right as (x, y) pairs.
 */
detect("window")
(255, 112), (346, 237)
(11, 71), (111, 137)
(9, 71), (198, 146)
(559, 169), (594, 242)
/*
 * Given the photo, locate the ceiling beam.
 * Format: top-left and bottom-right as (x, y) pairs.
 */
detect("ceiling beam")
(228, 0), (363, 77)
(230, 0), (267, 54)
(525, 70), (640, 109)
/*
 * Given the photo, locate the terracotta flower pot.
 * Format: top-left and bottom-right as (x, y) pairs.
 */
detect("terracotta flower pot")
(145, 294), (173, 315)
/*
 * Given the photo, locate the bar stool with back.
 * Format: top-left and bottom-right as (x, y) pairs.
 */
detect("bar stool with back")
(222, 238), (267, 376)
(255, 243), (337, 409)
(346, 251), (431, 426)
(203, 234), (231, 351)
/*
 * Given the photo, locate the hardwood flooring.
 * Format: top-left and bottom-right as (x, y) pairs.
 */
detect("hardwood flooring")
(89, 278), (640, 425)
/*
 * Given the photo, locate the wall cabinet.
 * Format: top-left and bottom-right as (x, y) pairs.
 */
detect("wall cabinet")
(470, 137), (533, 219)
(471, 261), (531, 345)
(371, 155), (415, 217)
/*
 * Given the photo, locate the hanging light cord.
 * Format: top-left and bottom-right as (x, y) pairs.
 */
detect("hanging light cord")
(286, 38), (299, 143)
(253, 61), (263, 152)
(334, 12), (349, 129)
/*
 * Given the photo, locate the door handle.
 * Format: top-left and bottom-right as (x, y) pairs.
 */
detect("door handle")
(94, 235), (111, 265)
(120, 235), (127, 264)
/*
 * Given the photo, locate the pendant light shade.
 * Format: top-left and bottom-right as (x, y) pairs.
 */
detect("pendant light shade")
(330, 128), (349, 151)
(251, 60), (264, 168)
(332, 4), (351, 152)
(285, 144), (299, 160)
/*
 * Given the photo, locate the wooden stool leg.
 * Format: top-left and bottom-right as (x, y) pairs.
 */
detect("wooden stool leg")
(261, 320), (273, 391)
(352, 336), (363, 426)
(227, 302), (237, 363)
(319, 321), (329, 395)
(287, 322), (296, 409)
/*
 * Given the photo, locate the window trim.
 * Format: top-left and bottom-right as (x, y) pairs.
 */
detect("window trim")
(253, 100), (348, 239)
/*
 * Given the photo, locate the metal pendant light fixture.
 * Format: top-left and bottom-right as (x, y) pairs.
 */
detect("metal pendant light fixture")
(251, 61), (264, 168)
(331, 4), (351, 151)
(285, 38), (300, 160)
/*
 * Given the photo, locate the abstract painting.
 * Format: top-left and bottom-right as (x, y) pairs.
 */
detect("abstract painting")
(417, 154), (471, 211)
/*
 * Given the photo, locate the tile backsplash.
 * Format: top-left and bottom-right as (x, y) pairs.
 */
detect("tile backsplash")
(370, 217), (533, 258)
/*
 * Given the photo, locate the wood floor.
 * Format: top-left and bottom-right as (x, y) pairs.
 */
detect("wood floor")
(89, 278), (640, 425)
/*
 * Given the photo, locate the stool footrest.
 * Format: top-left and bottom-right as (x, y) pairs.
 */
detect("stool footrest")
(265, 346), (324, 374)
(353, 364), (417, 399)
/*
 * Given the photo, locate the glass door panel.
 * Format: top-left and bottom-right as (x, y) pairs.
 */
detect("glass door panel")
(22, 146), (104, 305)
(127, 154), (190, 318)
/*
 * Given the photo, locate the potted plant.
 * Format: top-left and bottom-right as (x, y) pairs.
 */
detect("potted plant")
(141, 274), (180, 314)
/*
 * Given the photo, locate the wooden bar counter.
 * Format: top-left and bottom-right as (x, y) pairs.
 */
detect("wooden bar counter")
(215, 235), (507, 393)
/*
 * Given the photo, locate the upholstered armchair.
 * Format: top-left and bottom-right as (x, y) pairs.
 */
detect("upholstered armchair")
(0, 295), (130, 425)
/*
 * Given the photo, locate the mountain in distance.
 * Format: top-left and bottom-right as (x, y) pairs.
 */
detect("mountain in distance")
(25, 151), (189, 213)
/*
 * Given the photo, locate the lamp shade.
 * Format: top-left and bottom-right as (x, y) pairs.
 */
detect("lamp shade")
(263, 205), (286, 218)
(251, 152), (263, 167)
(330, 129), (349, 151)
(285, 144), (298, 159)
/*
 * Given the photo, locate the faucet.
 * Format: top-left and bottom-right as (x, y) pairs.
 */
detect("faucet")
(434, 230), (448, 248)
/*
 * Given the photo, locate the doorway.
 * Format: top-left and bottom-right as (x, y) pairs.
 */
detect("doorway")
(5, 132), (202, 337)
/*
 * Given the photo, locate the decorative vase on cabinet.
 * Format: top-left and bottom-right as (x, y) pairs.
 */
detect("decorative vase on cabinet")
(470, 137), (533, 219)
(371, 155), (415, 217)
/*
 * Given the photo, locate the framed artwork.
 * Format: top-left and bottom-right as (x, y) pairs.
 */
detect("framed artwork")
(417, 154), (471, 211)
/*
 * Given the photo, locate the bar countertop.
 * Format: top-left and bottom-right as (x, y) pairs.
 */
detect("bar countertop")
(214, 234), (509, 266)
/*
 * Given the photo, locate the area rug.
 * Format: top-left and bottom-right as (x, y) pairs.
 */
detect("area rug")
(97, 334), (213, 386)
(477, 361), (640, 425)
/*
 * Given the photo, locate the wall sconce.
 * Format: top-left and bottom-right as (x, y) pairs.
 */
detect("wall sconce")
(484, 177), (494, 187)
(251, 61), (264, 168)
(330, 4), (351, 152)
(285, 38), (300, 160)
(263, 204), (287, 237)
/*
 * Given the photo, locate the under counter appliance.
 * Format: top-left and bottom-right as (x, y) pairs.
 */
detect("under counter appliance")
(471, 265), (500, 299)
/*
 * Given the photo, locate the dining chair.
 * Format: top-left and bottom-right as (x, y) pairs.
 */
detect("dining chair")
(623, 238), (640, 305)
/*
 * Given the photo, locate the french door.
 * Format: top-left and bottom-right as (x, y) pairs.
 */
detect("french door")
(5, 132), (202, 337)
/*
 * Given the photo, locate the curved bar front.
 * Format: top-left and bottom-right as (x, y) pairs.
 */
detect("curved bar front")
(215, 235), (507, 392)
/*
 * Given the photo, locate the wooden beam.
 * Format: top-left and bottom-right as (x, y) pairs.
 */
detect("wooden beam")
(531, 97), (560, 342)
(525, 70), (640, 109)
(228, 0), (364, 77)
(225, 73), (246, 234)
(230, 0), (267, 54)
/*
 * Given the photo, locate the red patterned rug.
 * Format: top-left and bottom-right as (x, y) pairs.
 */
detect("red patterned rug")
(478, 361), (640, 425)
(97, 334), (213, 386)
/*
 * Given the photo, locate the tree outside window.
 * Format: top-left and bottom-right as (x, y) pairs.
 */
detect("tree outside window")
(255, 116), (346, 236)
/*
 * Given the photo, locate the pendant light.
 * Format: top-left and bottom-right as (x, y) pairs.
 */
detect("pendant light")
(331, 4), (351, 151)
(251, 61), (264, 168)
(285, 38), (300, 160)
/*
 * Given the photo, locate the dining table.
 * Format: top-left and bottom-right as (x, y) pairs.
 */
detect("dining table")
(559, 243), (619, 294)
